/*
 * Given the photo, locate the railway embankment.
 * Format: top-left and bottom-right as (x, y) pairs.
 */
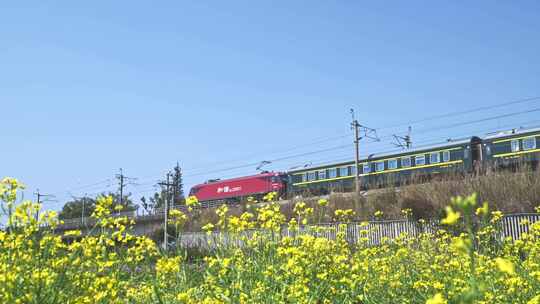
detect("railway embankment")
(54, 168), (540, 242)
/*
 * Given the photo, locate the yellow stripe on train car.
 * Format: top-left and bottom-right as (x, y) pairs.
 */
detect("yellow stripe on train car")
(293, 160), (463, 186)
(492, 148), (540, 158)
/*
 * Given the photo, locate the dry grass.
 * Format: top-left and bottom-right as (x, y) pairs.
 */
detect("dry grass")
(350, 166), (540, 220)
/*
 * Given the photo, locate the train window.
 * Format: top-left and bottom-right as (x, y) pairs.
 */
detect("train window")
(511, 139), (520, 152)
(430, 152), (440, 163)
(401, 157), (411, 167)
(302, 173), (307, 182)
(415, 155), (426, 166)
(523, 137), (536, 150)
(442, 151), (450, 162)
(329, 168), (337, 178)
(349, 165), (356, 175)
(339, 167), (348, 177)
(388, 159), (398, 170)
(363, 163), (371, 174)
(318, 170), (326, 180)
(375, 161), (385, 172)
(307, 172), (316, 181)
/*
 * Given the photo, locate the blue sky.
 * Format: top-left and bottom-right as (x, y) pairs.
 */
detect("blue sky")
(1, 1), (540, 212)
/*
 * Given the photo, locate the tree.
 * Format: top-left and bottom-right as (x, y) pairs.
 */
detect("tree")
(59, 192), (137, 220)
(59, 197), (96, 220)
(140, 190), (167, 214)
(140, 163), (186, 214)
(173, 163), (185, 205)
(106, 191), (137, 212)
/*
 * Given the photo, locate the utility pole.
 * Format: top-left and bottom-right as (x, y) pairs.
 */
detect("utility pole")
(392, 126), (413, 149)
(350, 109), (379, 195)
(158, 172), (174, 250)
(81, 193), (87, 227)
(351, 110), (361, 195)
(70, 193), (89, 228)
(34, 189), (56, 221)
(115, 168), (137, 211)
(117, 168), (125, 207)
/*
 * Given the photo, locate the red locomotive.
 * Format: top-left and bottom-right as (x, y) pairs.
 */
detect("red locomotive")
(188, 172), (287, 202)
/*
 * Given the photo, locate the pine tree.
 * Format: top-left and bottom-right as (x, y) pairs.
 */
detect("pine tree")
(173, 162), (185, 205)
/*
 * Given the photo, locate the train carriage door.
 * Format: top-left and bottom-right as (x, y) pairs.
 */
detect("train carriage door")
(470, 136), (483, 174)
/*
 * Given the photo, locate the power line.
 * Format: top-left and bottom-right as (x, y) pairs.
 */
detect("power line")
(135, 132), (350, 185)
(65, 111), (539, 200)
(55, 96), (540, 194)
(373, 107), (540, 143)
(282, 120), (540, 170)
(180, 103), (540, 181)
(182, 144), (351, 179)
(178, 111), (540, 186)
(402, 107), (540, 140)
(181, 117), (540, 184)
(376, 96), (540, 131)
(65, 179), (112, 192)
(43, 96), (540, 207)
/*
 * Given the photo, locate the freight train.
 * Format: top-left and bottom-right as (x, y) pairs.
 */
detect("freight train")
(189, 127), (540, 203)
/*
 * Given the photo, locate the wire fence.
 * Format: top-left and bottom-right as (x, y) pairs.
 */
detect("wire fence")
(174, 213), (540, 249)
(55, 208), (540, 249)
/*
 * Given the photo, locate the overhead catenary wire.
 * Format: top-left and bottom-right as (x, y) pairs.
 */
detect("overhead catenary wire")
(182, 144), (351, 178)
(281, 119), (540, 171)
(182, 103), (540, 180)
(134, 132), (351, 185)
(375, 96), (540, 132)
(70, 107), (540, 197)
(186, 108), (540, 177)
(372, 107), (540, 143)
(60, 96), (540, 195)
(44, 96), (540, 208)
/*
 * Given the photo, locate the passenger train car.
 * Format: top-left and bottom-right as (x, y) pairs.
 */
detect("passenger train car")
(484, 128), (540, 167)
(288, 138), (472, 194)
(188, 127), (540, 203)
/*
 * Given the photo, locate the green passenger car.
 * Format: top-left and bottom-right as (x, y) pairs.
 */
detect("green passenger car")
(483, 128), (540, 168)
(287, 128), (540, 197)
(288, 138), (475, 195)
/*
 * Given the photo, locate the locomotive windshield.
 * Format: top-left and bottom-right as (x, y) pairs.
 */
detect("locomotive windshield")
(189, 187), (199, 196)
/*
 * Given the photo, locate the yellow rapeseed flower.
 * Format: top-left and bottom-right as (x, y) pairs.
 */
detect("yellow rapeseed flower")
(401, 208), (412, 217)
(426, 293), (447, 304)
(156, 256), (181, 276)
(441, 206), (460, 225)
(475, 201), (489, 217)
(527, 295), (540, 304)
(495, 258), (515, 276)
(202, 223), (215, 235)
(186, 195), (199, 207)
(318, 199), (328, 207)
(64, 230), (82, 237)
(263, 191), (277, 202)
